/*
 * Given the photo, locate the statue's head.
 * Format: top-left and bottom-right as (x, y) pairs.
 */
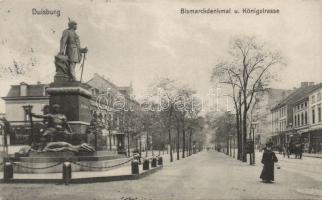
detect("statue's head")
(68, 20), (77, 30)
(52, 104), (61, 113)
(42, 105), (50, 114)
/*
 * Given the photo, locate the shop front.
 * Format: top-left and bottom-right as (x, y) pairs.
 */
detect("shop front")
(300, 129), (322, 153)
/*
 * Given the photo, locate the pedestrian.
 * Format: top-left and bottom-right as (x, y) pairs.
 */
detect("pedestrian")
(260, 142), (278, 183)
(283, 144), (288, 158)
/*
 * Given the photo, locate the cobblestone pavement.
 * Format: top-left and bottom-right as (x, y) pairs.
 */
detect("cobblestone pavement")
(1, 151), (322, 200)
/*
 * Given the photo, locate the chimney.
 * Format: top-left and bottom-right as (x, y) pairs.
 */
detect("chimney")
(300, 82), (309, 88)
(20, 82), (28, 96)
(37, 81), (41, 85)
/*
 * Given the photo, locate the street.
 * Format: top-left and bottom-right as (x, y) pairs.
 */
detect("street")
(1, 151), (322, 200)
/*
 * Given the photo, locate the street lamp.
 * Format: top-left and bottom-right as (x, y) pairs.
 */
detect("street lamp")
(107, 116), (112, 151)
(251, 121), (258, 165)
(22, 104), (34, 145)
(229, 134), (233, 157)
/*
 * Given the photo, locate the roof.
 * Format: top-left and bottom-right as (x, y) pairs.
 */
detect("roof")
(118, 86), (133, 95)
(3, 83), (49, 99)
(271, 83), (322, 111)
(86, 73), (120, 91)
(86, 73), (133, 98)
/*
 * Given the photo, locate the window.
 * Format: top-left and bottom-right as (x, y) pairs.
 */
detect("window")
(20, 84), (27, 96)
(305, 102), (307, 107)
(312, 95), (316, 104)
(43, 86), (49, 96)
(305, 111), (308, 125)
(297, 114), (300, 126)
(318, 92), (321, 102)
(301, 113), (304, 126)
(294, 115), (297, 127)
(318, 106), (321, 123)
(312, 108), (316, 124)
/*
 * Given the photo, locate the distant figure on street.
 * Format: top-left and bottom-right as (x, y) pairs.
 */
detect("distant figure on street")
(283, 144), (289, 158)
(260, 142), (278, 183)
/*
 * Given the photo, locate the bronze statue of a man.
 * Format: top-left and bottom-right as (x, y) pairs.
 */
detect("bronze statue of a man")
(31, 104), (72, 142)
(59, 20), (88, 81)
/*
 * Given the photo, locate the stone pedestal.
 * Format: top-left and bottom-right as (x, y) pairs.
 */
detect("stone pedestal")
(46, 81), (92, 135)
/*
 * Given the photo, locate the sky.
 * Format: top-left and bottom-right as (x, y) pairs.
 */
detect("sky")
(0, 0), (321, 112)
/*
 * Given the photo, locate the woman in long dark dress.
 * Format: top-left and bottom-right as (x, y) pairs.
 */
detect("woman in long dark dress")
(260, 142), (278, 183)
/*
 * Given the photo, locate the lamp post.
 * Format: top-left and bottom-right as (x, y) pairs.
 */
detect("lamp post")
(229, 135), (232, 157)
(22, 105), (34, 145)
(249, 127), (253, 165)
(127, 127), (131, 157)
(108, 120), (112, 151)
(251, 121), (258, 165)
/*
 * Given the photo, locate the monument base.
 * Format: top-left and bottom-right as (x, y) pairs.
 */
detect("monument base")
(46, 81), (92, 135)
(12, 151), (128, 173)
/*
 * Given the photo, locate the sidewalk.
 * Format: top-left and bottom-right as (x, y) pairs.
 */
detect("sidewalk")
(273, 151), (322, 158)
(303, 153), (322, 158)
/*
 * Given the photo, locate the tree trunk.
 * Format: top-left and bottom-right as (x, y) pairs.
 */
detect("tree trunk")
(127, 131), (130, 157)
(159, 131), (162, 156)
(139, 135), (142, 157)
(233, 134), (236, 158)
(226, 136), (229, 155)
(109, 127), (112, 151)
(146, 129), (149, 157)
(182, 128), (185, 158)
(242, 94), (248, 162)
(189, 128), (193, 156)
(236, 110), (241, 160)
(176, 119), (180, 160)
(168, 127), (173, 162)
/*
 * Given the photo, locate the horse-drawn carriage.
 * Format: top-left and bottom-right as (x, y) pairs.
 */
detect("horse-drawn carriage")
(284, 135), (304, 159)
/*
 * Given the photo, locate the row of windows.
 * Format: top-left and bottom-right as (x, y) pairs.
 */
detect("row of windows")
(280, 106), (287, 117)
(293, 106), (321, 126)
(311, 92), (322, 104)
(312, 106), (322, 124)
(273, 120), (286, 132)
(295, 101), (308, 112)
(294, 111), (308, 127)
(272, 107), (287, 120)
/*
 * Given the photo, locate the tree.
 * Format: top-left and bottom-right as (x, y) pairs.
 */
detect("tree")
(151, 78), (178, 162)
(206, 112), (236, 155)
(173, 86), (196, 159)
(211, 36), (284, 162)
(186, 101), (202, 156)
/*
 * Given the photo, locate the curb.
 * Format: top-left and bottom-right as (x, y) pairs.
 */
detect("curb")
(303, 155), (322, 159)
(0, 165), (163, 184)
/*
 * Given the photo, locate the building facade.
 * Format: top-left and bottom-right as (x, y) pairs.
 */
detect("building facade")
(270, 82), (322, 153)
(251, 88), (291, 146)
(2, 82), (49, 145)
(305, 87), (322, 153)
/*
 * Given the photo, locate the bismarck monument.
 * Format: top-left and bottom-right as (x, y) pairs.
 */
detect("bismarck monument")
(47, 20), (91, 135)
(11, 20), (129, 174)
